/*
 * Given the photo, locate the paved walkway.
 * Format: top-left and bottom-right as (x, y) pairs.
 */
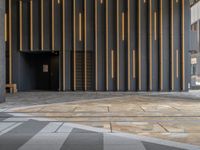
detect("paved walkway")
(0, 113), (199, 150)
(1, 91), (200, 149)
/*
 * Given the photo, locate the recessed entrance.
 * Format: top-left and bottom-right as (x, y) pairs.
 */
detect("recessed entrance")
(6, 52), (60, 92)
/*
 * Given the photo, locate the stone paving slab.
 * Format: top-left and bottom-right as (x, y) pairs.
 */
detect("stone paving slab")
(6, 93), (200, 146)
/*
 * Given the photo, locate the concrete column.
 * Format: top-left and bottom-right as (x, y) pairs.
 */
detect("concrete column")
(0, 0), (5, 102)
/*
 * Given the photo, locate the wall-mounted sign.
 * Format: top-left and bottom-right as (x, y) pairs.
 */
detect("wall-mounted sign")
(191, 58), (197, 64)
(43, 65), (48, 72)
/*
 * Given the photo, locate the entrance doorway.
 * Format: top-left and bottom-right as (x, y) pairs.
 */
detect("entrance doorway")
(7, 52), (60, 91)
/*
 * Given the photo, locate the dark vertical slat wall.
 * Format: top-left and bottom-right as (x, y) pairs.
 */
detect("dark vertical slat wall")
(6, 0), (190, 91)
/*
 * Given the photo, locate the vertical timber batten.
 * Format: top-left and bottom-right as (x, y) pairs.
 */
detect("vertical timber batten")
(138, 0), (141, 90)
(95, 0), (98, 91)
(149, 0), (153, 91)
(41, 0), (44, 50)
(73, 0), (76, 90)
(106, 0), (108, 91)
(181, 0), (185, 90)
(127, 0), (130, 90)
(62, 0), (66, 91)
(171, 0), (174, 91)
(160, 0), (163, 90)
(19, 0), (23, 51)
(30, 0), (33, 51)
(52, 0), (55, 51)
(117, 0), (120, 91)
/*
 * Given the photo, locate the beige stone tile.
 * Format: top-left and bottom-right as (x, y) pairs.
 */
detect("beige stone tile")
(111, 122), (166, 133)
(74, 106), (108, 112)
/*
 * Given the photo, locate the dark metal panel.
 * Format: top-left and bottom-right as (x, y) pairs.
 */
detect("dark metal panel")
(174, 0), (181, 91)
(43, 0), (51, 50)
(162, 0), (170, 91)
(118, 0), (126, 91)
(97, 0), (106, 91)
(22, 0), (30, 51)
(54, 0), (62, 51)
(130, 0), (137, 91)
(140, 0), (148, 91)
(86, 0), (95, 51)
(76, 0), (84, 51)
(108, 0), (117, 91)
(33, 0), (40, 50)
(65, 0), (73, 51)
(151, 0), (159, 91)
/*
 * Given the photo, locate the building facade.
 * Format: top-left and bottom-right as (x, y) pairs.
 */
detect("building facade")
(190, 1), (200, 88)
(0, 0), (191, 100)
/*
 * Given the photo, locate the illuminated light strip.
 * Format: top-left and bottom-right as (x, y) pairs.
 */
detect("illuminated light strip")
(133, 50), (136, 78)
(171, 0), (174, 90)
(181, 0), (185, 90)
(106, 0), (109, 91)
(149, 0), (153, 91)
(41, 0), (44, 50)
(95, 0), (98, 91)
(122, 12), (125, 41)
(176, 49), (179, 78)
(9, 0), (12, 85)
(30, 0), (33, 51)
(5, 13), (7, 42)
(62, 0), (66, 91)
(127, 0), (130, 90)
(160, 0), (163, 90)
(84, 0), (87, 91)
(79, 13), (82, 41)
(52, 0), (55, 50)
(154, 11), (157, 41)
(73, 0), (76, 91)
(19, 0), (23, 51)
(117, 0), (120, 91)
(111, 50), (114, 79)
(138, 0), (141, 90)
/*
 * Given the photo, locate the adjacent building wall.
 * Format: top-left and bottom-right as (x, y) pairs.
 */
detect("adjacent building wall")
(0, 0), (5, 102)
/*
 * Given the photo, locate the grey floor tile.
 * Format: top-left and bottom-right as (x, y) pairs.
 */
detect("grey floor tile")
(0, 120), (48, 150)
(142, 142), (186, 150)
(60, 128), (103, 150)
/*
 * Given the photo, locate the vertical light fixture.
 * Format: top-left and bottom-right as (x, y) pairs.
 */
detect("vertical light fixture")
(79, 13), (82, 41)
(133, 50), (136, 78)
(4, 13), (7, 42)
(176, 49), (179, 78)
